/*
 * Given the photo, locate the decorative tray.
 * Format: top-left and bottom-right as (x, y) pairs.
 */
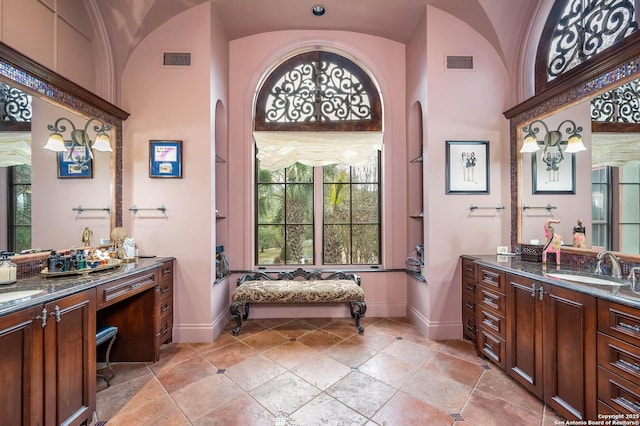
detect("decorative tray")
(41, 258), (123, 277)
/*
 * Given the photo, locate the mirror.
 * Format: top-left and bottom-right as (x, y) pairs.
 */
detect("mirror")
(0, 42), (127, 252)
(509, 40), (640, 255)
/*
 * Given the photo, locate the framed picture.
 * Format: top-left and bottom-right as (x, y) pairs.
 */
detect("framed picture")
(149, 140), (182, 178)
(445, 140), (489, 194)
(57, 143), (93, 178)
(532, 144), (575, 194)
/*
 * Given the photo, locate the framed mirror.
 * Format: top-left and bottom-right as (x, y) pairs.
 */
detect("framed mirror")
(0, 41), (128, 252)
(506, 36), (640, 255)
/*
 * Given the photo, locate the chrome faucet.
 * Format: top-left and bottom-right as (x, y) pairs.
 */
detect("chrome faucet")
(595, 250), (623, 279)
(628, 266), (640, 290)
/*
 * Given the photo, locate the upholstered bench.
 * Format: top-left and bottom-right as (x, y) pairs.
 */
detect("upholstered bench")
(230, 267), (366, 336)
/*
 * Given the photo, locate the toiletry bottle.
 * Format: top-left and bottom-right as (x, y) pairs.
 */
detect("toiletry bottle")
(0, 252), (17, 284)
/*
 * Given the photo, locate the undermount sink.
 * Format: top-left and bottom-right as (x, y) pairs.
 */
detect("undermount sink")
(0, 290), (44, 304)
(545, 272), (625, 286)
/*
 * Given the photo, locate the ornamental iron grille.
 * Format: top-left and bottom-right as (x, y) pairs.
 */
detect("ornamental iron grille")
(255, 51), (382, 131)
(0, 82), (31, 122)
(591, 77), (640, 122)
(536, 0), (638, 92)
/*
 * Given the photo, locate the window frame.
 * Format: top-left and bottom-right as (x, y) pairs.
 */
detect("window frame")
(254, 50), (383, 267)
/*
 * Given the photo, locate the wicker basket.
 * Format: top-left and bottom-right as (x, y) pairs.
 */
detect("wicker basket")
(520, 244), (543, 262)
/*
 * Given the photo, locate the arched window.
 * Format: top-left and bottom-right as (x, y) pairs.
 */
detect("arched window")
(254, 51), (383, 266)
(535, 0), (638, 93)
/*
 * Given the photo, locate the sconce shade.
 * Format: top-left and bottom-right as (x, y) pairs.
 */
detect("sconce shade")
(520, 134), (540, 153)
(44, 132), (67, 152)
(565, 134), (587, 153)
(92, 133), (112, 152)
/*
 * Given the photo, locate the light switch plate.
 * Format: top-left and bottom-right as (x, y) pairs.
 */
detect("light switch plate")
(497, 246), (509, 254)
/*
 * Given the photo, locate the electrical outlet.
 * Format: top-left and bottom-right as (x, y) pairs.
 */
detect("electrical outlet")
(497, 246), (509, 254)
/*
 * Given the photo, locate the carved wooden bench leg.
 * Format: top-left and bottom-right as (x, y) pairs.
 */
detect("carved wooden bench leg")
(229, 302), (247, 336)
(350, 301), (367, 334)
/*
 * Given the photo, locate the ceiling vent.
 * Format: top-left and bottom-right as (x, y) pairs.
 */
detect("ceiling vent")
(446, 55), (474, 71)
(163, 52), (192, 67)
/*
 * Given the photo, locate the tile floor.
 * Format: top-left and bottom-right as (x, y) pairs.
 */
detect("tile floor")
(95, 317), (565, 425)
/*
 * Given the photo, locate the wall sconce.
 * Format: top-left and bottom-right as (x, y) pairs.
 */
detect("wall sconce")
(44, 117), (112, 164)
(520, 119), (587, 154)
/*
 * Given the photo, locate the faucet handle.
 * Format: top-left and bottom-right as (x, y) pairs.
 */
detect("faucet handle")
(629, 267), (640, 285)
(595, 260), (603, 275)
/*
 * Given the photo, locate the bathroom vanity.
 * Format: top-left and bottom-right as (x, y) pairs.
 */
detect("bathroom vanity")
(461, 255), (640, 422)
(0, 256), (174, 426)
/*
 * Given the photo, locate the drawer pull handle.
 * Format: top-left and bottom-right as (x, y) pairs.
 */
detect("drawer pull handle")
(483, 342), (494, 351)
(36, 307), (47, 328)
(465, 325), (475, 331)
(483, 297), (494, 304)
(161, 327), (170, 335)
(618, 321), (640, 334)
(613, 396), (640, 412)
(466, 265), (474, 273)
(483, 318), (495, 328)
(50, 305), (61, 323)
(466, 283), (476, 291)
(162, 268), (171, 275)
(530, 283), (536, 298)
(465, 302), (475, 309)
(617, 359), (640, 373)
(161, 287), (170, 294)
(161, 304), (170, 313)
(538, 286), (544, 301)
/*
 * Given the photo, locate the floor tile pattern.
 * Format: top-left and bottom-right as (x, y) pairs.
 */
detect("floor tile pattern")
(95, 317), (566, 425)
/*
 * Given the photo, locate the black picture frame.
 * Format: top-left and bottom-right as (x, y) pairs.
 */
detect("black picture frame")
(531, 144), (576, 194)
(445, 140), (490, 194)
(149, 140), (182, 178)
(57, 143), (93, 178)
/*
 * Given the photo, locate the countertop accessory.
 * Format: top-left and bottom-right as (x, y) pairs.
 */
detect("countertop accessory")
(0, 252), (17, 285)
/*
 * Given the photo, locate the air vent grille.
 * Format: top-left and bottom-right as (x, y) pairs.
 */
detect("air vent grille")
(446, 55), (474, 70)
(163, 52), (191, 67)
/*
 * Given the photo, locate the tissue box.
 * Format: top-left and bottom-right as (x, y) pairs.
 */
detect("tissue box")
(520, 244), (543, 262)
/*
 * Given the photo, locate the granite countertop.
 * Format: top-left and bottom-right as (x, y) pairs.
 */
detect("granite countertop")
(465, 254), (640, 309)
(0, 256), (173, 317)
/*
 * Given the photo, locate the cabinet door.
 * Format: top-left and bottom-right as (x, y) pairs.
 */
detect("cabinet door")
(506, 273), (543, 398)
(0, 306), (42, 425)
(542, 284), (597, 421)
(43, 289), (96, 426)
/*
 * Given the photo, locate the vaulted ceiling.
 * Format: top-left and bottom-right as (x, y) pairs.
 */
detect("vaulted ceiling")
(95, 0), (539, 77)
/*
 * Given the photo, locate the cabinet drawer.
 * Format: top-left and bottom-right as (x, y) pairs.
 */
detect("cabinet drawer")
(598, 366), (640, 413)
(479, 267), (505, 292)
(463, 313), (477, 342)
(159, 261), (173, 286)
(479, 329), (505, 369)
(599, 300), (640, 348)
(462, 276), (477, 297)
(157, 314), (173, 346)
(598, 332), (640, 385)
(97, 271), (157, 309)
(478, 286), (506, 316)
(462, 258), (476, 279)
(462, 291), (476, 313)
(158, 296), (173, 318)
(478, 308), (506, 339)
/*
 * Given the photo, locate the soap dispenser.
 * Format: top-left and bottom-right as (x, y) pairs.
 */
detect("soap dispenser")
(0, 252), (17, 285)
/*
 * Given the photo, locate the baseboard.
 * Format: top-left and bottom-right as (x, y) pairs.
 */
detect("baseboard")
(172, 309), (230, 343)
(407, 304), (462, 340)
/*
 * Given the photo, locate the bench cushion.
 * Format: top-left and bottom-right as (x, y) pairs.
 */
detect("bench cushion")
(232, 279), (364, 304)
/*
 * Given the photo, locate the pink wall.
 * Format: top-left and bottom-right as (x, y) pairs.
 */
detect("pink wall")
(407, 6), (511, 339)
(227, 31), (409, 319)
(121, 3), (229, 342)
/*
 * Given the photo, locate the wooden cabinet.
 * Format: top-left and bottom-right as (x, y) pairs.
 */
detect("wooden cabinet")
(506, 273), (597, 421)
(476, 266), (506, 369)
(157, 259), (174, 347)
(597, 299), (640, 414)
(461, 257), (477, 343)
(0, 289), (96, 426)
